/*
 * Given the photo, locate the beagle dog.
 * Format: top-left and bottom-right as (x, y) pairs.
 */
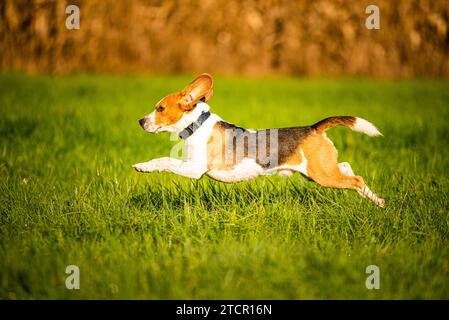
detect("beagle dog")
(134, 74), (385, 207)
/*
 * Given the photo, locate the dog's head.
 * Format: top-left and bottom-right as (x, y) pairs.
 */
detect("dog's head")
(139, 74), (213, 133)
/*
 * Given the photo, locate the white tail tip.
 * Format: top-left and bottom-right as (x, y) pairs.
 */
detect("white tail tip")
(353, 117), (382, 137)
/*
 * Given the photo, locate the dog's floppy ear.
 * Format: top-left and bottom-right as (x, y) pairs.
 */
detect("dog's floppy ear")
(179, 73), (213, 111)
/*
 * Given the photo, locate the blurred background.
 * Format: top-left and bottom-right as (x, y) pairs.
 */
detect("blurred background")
(1, 0), (448, 78)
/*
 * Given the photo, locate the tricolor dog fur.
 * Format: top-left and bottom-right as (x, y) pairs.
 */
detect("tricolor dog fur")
(134, 74), (385, 207)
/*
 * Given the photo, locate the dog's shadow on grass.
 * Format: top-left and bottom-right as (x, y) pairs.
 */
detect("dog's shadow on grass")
(127, 178), (334, 211)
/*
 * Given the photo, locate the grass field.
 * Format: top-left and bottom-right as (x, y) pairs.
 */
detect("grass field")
(0, 74), (448, 299)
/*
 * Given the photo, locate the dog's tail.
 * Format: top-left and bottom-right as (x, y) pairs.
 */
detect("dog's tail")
(312, 116), (382, 137)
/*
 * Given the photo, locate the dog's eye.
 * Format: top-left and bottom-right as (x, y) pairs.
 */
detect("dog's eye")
(156, 106), (165, 112)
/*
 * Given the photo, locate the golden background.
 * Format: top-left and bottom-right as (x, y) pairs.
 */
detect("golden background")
(1, 0), (448, 78)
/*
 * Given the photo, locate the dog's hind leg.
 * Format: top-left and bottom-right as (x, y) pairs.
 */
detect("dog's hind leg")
(356, 185), (385, 208)
(302, 134), (385, 207)
(338, 162), (385, 208)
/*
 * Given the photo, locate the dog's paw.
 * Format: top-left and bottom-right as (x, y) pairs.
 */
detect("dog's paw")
(377, 198), (385, 208)
(133, 162), (153, 172)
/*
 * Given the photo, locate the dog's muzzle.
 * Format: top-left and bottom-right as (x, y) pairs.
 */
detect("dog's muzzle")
(139, 113), (160, 133)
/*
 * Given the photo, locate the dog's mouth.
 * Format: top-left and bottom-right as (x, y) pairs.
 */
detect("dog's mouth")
(144, 125), (162, 133)
(139, 120), (162, 133)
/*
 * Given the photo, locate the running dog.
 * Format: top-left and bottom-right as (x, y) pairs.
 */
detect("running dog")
(134, 74), (384, 207)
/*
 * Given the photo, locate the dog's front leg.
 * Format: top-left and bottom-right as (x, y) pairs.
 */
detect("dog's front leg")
(133, 157), (207, 179)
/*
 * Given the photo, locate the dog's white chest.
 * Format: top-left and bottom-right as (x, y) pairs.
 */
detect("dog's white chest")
(184, 114), (221, 164)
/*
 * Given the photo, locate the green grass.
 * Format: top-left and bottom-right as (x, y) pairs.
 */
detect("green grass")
(0, 73), (448, 299)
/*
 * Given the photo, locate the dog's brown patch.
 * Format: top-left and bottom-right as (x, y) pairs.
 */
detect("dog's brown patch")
(154, 92), (185, 127)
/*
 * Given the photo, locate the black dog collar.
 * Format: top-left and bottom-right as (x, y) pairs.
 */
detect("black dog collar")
(178, 111), (211, 140)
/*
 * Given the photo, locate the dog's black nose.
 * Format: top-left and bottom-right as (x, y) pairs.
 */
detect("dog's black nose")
(139, 118), (145, 127)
